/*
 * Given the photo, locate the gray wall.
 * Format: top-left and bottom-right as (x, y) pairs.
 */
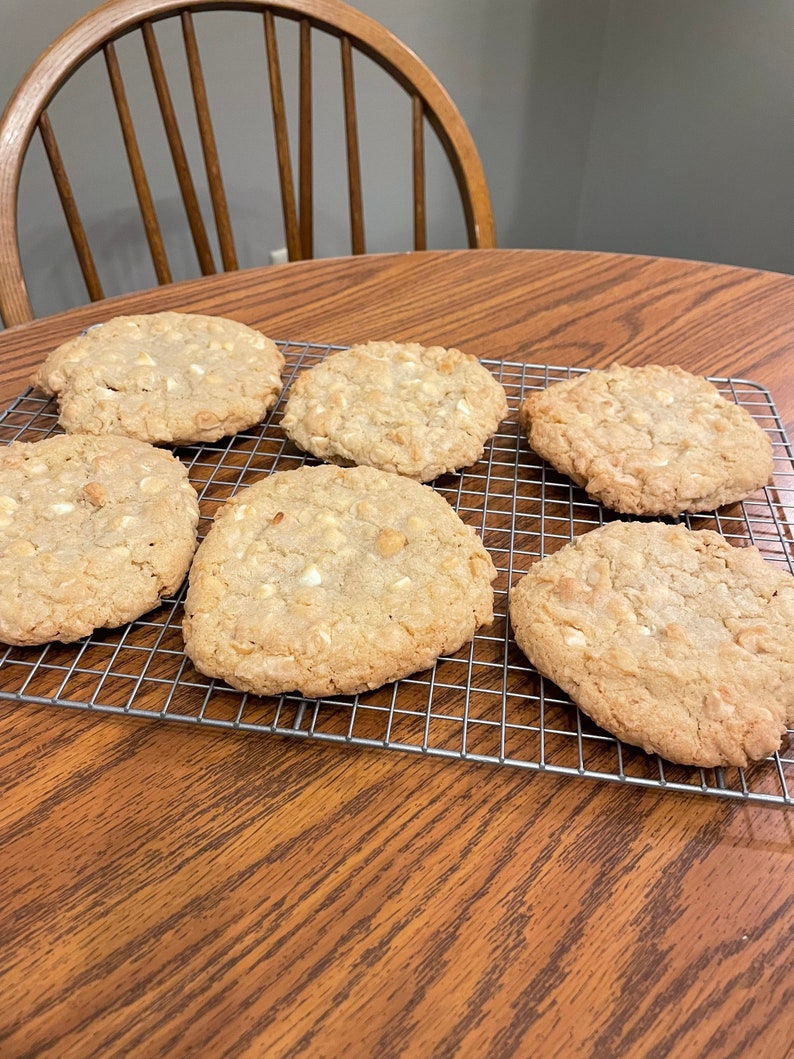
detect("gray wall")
(576, 0), (794, 274)
(1, 0), (792, 323)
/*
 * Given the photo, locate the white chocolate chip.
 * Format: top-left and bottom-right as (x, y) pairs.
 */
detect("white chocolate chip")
(351, 499), (377, 520)
(300, 564), (322, 586)
(51, 501), (75, 515)
(189, 363), (206, 377)
(136, 351), (155, 366)
(646, 451), (669, 467)
(231, 639), (256, 655)
(563, 628), (587, 647)
(585, 565), (604, 587)
(166, 377), (178, 392)
(140, 475), (167, 494)
(0, 495), (18, 513)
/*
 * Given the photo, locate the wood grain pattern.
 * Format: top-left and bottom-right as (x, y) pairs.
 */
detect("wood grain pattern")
(0, 249), (793, 1057)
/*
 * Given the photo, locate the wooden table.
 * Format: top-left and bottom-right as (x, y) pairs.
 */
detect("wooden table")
(1, 250), (792, 1058)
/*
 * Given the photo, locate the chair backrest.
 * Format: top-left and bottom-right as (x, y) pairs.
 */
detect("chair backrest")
(0, 0), (496, 327)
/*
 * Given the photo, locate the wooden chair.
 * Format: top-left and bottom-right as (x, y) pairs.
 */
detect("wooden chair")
(0, 0), (496, 327)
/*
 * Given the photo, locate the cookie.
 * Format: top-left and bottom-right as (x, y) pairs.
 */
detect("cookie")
(280, 340), (508, 481)
(509, 521), (793, 768)
(519, 363), (773, 515)
(32, 312), (284, 445)
(183, 463), (496, 697)
(0, 433), (199, 645)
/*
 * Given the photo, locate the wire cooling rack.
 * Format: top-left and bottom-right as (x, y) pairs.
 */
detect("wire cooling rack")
(1, 345), (793, 806)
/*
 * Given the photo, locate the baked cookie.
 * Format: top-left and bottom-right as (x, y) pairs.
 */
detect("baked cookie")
(183, 463), (496, 697)
(509, 521), (793, 768)
(280, 340), (508, 481)
(519, 363), (773, 515)
(0, 433), (199, 645)
(32, 312), (284, 445)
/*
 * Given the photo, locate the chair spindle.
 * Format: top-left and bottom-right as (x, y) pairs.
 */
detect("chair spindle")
(103, 40), (172, 285)
(298, 18), (313, 259)
(142, 20), (216, 276)
(263, 11), (302, 261)
(37, 111), (105, 302)
(340, 36), (364, 255)
(181, 12), (238, 272)
(412, 95), (427, 251)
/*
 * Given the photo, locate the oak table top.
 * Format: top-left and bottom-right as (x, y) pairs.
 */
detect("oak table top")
(1, 249), (792, 1058)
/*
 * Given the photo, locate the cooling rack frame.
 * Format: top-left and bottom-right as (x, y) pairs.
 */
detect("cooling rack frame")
(1, 345), (792, 807)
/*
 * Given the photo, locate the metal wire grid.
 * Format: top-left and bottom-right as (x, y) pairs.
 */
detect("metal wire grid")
(1, 346), (792, 807)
